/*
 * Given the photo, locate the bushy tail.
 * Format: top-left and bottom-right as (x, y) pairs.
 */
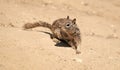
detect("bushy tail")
(23, 21), (52, 30)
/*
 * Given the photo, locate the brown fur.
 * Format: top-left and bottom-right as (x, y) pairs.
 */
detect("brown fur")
(23, 21), (51, 29)
(23, 16), (81, 54)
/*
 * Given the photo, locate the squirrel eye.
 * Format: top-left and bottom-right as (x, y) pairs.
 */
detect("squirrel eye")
(66, 24), (70, 26)
(66, 23), (71, 27)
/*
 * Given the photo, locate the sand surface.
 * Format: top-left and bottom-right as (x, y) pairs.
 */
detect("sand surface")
(0, 0), (120, 70)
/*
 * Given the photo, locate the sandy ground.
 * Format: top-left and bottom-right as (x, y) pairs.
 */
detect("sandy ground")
(0, 0), (120, 70)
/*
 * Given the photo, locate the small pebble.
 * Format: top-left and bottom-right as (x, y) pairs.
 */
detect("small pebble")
(72, 58), (82, 63)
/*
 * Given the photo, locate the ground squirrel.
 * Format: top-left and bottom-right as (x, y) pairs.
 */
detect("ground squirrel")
(23, 16), (81, 54)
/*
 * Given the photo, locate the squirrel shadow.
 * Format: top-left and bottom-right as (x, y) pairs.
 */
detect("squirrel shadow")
(38, 31), (71, 48)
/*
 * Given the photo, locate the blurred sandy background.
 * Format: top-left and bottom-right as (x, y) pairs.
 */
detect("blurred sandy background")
(0, 0), (120, 70)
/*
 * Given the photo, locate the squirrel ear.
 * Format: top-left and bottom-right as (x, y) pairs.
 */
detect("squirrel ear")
(73, 18), (76, 23)
(67, 16), (69, 19)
